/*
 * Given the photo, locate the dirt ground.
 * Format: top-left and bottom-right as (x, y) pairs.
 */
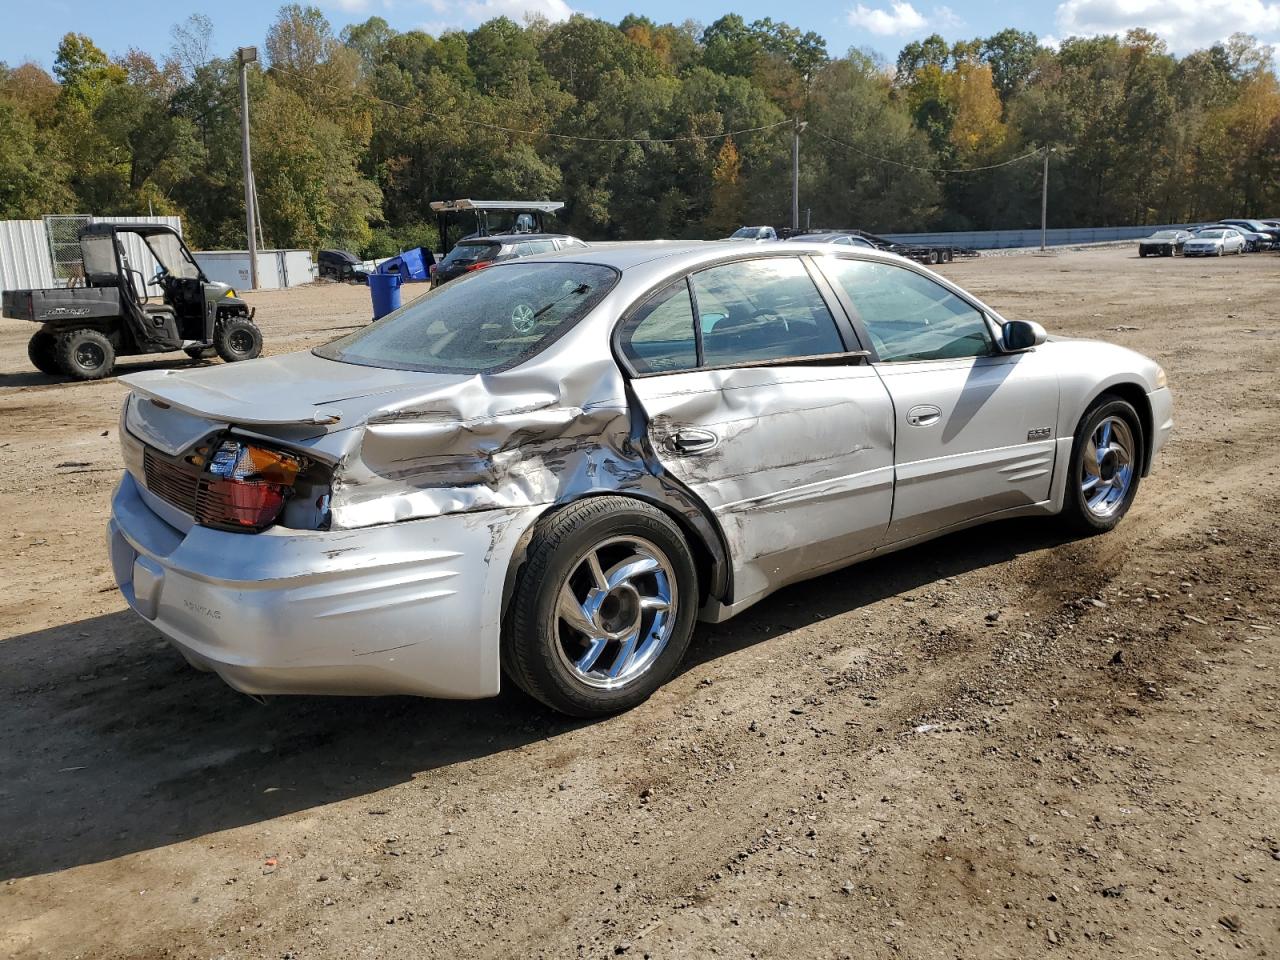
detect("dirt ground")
(1, 248), (1277, 960)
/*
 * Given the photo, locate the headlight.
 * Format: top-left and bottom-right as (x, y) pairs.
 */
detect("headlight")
(1154, 366), (1167, 389)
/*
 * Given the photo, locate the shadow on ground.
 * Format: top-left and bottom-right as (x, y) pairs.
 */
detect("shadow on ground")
(0, 516), (1074, 880)
(0, 356), (213, 390)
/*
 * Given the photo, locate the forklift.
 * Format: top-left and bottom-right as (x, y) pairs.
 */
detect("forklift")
(2, 223), (262, 380)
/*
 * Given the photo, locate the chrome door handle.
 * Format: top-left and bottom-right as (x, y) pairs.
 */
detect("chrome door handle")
(670, 428), (718, 454)
(906, 404), (942, 427)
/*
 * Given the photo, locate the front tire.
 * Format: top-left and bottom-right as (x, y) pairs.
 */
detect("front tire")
(27, 331), (59, 375)
(1061, 397), (1144, 535)
(504, 497), (699, 717)
(55, 328), (114, 381)
(214, 316), (262, 363)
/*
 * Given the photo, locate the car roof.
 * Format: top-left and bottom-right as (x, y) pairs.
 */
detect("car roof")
(521, 239), (914, 277)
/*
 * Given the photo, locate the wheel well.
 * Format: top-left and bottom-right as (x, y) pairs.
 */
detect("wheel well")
(1093, 383), (1154, 475)
(499, 493), (721, 622)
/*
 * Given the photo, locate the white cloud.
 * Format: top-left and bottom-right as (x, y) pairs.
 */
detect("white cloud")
(418, 0), (577, 32)
(1055, 0), (1280, 52)
(847, 2), (927, 36)
(847, 2), (963, 38)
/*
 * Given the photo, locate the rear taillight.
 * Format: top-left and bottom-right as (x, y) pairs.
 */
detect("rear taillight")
(200, 440), (303, 531)
(464, 261), (492, 272)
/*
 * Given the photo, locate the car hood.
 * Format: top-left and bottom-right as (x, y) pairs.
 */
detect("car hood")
(122, 350), (473, 430)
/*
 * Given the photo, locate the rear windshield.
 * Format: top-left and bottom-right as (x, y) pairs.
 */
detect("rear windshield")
(440, 242), (498, 267)
(315, 262), (617, 374)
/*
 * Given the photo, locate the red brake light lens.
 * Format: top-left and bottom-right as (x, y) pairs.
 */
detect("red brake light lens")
(200, 441), (303, 530)
(463, 261), (492, 272)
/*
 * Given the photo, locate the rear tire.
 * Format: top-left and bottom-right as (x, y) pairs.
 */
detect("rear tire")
(504, 497), (699, 717)
(27, 331), (59, 376)
(55, 329), (114, 381)
(1060, 396), (1144, 535)
(214, 316), (262, 363)
(928, 249), (941, 265)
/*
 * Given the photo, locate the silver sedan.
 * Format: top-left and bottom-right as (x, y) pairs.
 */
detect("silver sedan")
(108, 242), (1174, 715)
(1184, 228), (1246, 256)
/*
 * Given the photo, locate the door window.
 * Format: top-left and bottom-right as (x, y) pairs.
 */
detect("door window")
(821, 259), (994, 362)
(515, 240), (556, 256)
(619, 281), (699, 374)
(692, 258), (844, 366)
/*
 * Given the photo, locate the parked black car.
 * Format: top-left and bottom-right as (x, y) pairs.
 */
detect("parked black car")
(430, 233), (588, 287)
(1137, 229), (1192, 257)
(318, 249), (368, 283)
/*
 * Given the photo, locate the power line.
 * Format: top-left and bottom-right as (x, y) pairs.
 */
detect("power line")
(812, 130), (1044, 174)
(269, 65), (792, 144)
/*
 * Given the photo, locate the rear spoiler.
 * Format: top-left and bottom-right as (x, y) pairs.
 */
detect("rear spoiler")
(122, 370), (342, 426)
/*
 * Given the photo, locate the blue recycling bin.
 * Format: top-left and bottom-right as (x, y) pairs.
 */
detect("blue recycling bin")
(368, 272), (402, 320)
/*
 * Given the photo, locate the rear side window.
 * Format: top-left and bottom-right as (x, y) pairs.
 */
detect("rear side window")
(619, 281), (698, 374)
(440, 242), (496, 266)
(692, 258), (844, 367)
(821, 258), (993, 363)
(515, 240), (557, 256)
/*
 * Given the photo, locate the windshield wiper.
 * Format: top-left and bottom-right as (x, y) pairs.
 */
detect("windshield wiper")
(532, 283), (591, 320)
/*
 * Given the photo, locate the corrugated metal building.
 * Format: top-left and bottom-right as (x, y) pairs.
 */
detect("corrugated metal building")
(0, 216), (184, 298)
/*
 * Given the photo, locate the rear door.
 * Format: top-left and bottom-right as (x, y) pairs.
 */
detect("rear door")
(816, 256), (1059, 545)
(621, 255), (896, 604)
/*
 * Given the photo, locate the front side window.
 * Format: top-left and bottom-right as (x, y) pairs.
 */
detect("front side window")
(619, 281), (698, 374)
(315, 262), (617, 374)
(692, 258), (845, 367)
(820, 258), (994, 363)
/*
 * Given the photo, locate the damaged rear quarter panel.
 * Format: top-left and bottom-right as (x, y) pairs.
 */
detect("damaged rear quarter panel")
(317, 286), (731, 601)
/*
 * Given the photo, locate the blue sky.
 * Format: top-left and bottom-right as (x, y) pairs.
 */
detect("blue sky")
(0, 0), (1267, 69)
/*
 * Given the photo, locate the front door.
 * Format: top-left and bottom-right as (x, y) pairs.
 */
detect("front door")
(620, 256), (896, 605)
(816, 256), (1060, 544)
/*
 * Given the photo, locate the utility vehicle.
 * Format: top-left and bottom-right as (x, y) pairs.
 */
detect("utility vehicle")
(2, 223), (262, 380)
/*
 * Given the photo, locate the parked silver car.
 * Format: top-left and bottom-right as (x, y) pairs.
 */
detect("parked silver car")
(108, 242), (1173, 715)
(1184, 228), (1246, 256)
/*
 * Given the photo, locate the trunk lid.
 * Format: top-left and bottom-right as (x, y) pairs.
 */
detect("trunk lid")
(122, 350), (471, 432)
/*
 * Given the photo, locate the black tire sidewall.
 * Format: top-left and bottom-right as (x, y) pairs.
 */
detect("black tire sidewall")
(506, 498), (699, 717)
(215, 318), (262, 362)
(55, 329), (114, 380)
(28, 331), (59, 375)
(1063, 397), (1144, 534)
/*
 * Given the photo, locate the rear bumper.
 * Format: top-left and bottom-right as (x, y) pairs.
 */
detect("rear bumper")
(107, 472), (539, 698)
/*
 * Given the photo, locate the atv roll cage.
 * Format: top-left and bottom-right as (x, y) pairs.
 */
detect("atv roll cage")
(430, 199), (565, 254)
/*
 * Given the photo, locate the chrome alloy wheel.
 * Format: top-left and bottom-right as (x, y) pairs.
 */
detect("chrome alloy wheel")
(1082, 416), (1136, 518)
(554, 535), (677, 689)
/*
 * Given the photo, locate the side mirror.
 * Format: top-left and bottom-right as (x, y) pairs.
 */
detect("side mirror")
(1001, 319), (1047, 352)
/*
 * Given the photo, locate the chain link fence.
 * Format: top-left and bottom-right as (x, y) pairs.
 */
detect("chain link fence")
(43, 215), (91, 287)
